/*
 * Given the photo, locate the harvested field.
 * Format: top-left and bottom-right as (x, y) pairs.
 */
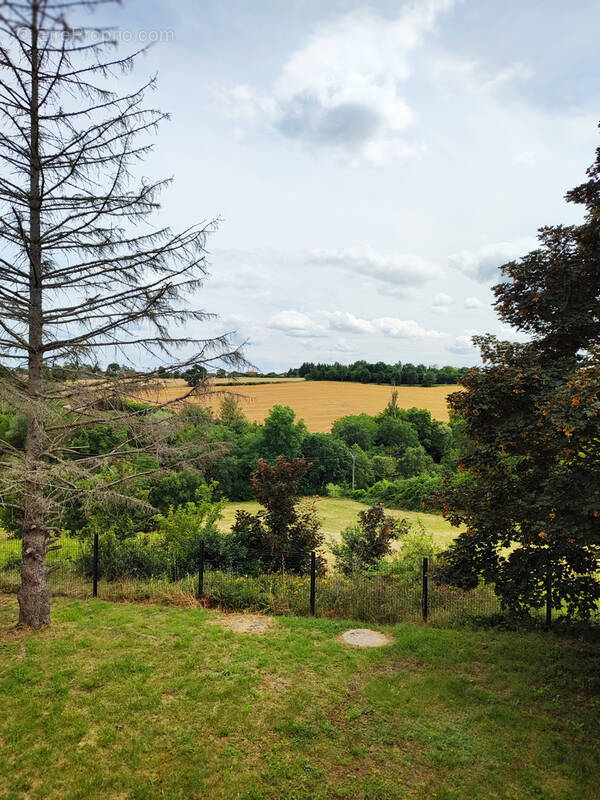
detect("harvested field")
(138, 379), (455, 431)
(212, 376), (305, 384)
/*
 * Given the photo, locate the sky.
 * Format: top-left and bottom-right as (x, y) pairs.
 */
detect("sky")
(88, 0), (599, 371)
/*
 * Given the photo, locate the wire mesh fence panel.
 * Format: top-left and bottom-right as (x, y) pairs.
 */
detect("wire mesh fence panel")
(0, 533), (520, 625)
(47, 537), (91, 599)
(428, 556), (502, 624)
(0, 534), (91, 599)
(0, 534), (21, 594)
(314, 567), (423, 624)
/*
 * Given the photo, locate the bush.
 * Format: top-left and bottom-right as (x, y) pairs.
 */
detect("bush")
(78, 528), (167, 581)
(364, 475), (443, 510)
(78, 484), (236, 581)
(1, 551), (21, 572)
(147, 469), (207, 512)
(373, 521), (440, 579)
(331, 503), (409, 575)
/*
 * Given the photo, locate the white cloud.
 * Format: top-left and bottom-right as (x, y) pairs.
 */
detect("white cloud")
(333, 338), (353, 353)
(323, 310), (447, 340)
(373, 317), (446, 340)
(464, 296), (483, 309)
(324, 311), (374, 334)
(269, 308), (447, 342)
(311, 245), (441, 288)
(206, 266), (270, 295)
(496, 322), (530, 343)
(446, 330), (479, 355)
(224, 0), (457, 164)
(267, 310), (326, 338)
(431, 292), (454, 312)
(448, 237), (537, 283)
(430, 54), (532, 95)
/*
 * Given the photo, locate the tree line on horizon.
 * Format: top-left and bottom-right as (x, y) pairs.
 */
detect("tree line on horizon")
(287, 361), (469, 386)
(2, 359), (469, 389)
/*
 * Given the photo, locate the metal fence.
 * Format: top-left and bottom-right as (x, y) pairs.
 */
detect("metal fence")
(0, 532), (508, 625)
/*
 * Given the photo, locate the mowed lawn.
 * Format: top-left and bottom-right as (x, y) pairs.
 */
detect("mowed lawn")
(137, 380), (455, 431)
(0, 595), (598, 800)
(219, 497), (461, 552)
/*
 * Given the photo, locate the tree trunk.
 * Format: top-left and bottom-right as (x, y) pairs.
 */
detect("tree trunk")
(18, 1), (50, 629)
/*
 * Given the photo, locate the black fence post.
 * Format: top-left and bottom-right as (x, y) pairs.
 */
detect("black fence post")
(92, 532), (99, 598)
(422, 557), (429, 622)
(310, 551), (316, 616)
(197, 540), (205, 600)
(545, 560), (552, 631)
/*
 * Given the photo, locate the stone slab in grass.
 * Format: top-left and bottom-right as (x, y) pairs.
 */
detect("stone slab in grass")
(218, 615), (273, 634)
(340, 628), (394, 648)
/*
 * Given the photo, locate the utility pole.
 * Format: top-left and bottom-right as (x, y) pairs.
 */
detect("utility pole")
(351, 452), (357, 490)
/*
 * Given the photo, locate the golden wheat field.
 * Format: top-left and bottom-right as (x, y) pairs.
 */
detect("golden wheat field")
(212, 376), (305, 384)
(138, 379), (455, 432)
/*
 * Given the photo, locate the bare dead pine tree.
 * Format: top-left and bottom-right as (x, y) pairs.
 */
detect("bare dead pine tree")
(0, 0), (245, 627)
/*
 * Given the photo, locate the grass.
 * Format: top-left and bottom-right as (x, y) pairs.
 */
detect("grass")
(0, 595), (598, 800)
(138, 380), (455, 431)
(219, 496), (462, 552)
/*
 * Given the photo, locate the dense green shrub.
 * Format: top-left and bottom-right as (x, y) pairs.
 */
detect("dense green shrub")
(372, 523), (440, 579)
(67, 423), (128, 458)
(331, 503), (409, 574)
(365, 475), (443, 510)
(147, 469), (207, 512)
(78, 528), (168, 581)
(0, 412), (27, 450)
(154, 483), (229, 567)
(1, 551), (21, 572)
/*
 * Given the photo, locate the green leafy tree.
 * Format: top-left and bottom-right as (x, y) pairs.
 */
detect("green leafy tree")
(396, 445), (435, 479)
(435, 132), (600, 619)
(184, 365), (209, 387)
(350, 444), (374, 489)
(219, 395), (248, 432)
(401, 363), (418, 385)
(422, 369), (436, 387)
(375, 416), (419, 453)
(331, 503), (409, 574)
(300, 433), (352, 493)
(259, 405), (307, 461)
(371, 454), (397, 481)
(331, 414), (378, 450)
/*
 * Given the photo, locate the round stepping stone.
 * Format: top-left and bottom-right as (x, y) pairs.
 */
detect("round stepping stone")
(340, 628), (394, 648)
